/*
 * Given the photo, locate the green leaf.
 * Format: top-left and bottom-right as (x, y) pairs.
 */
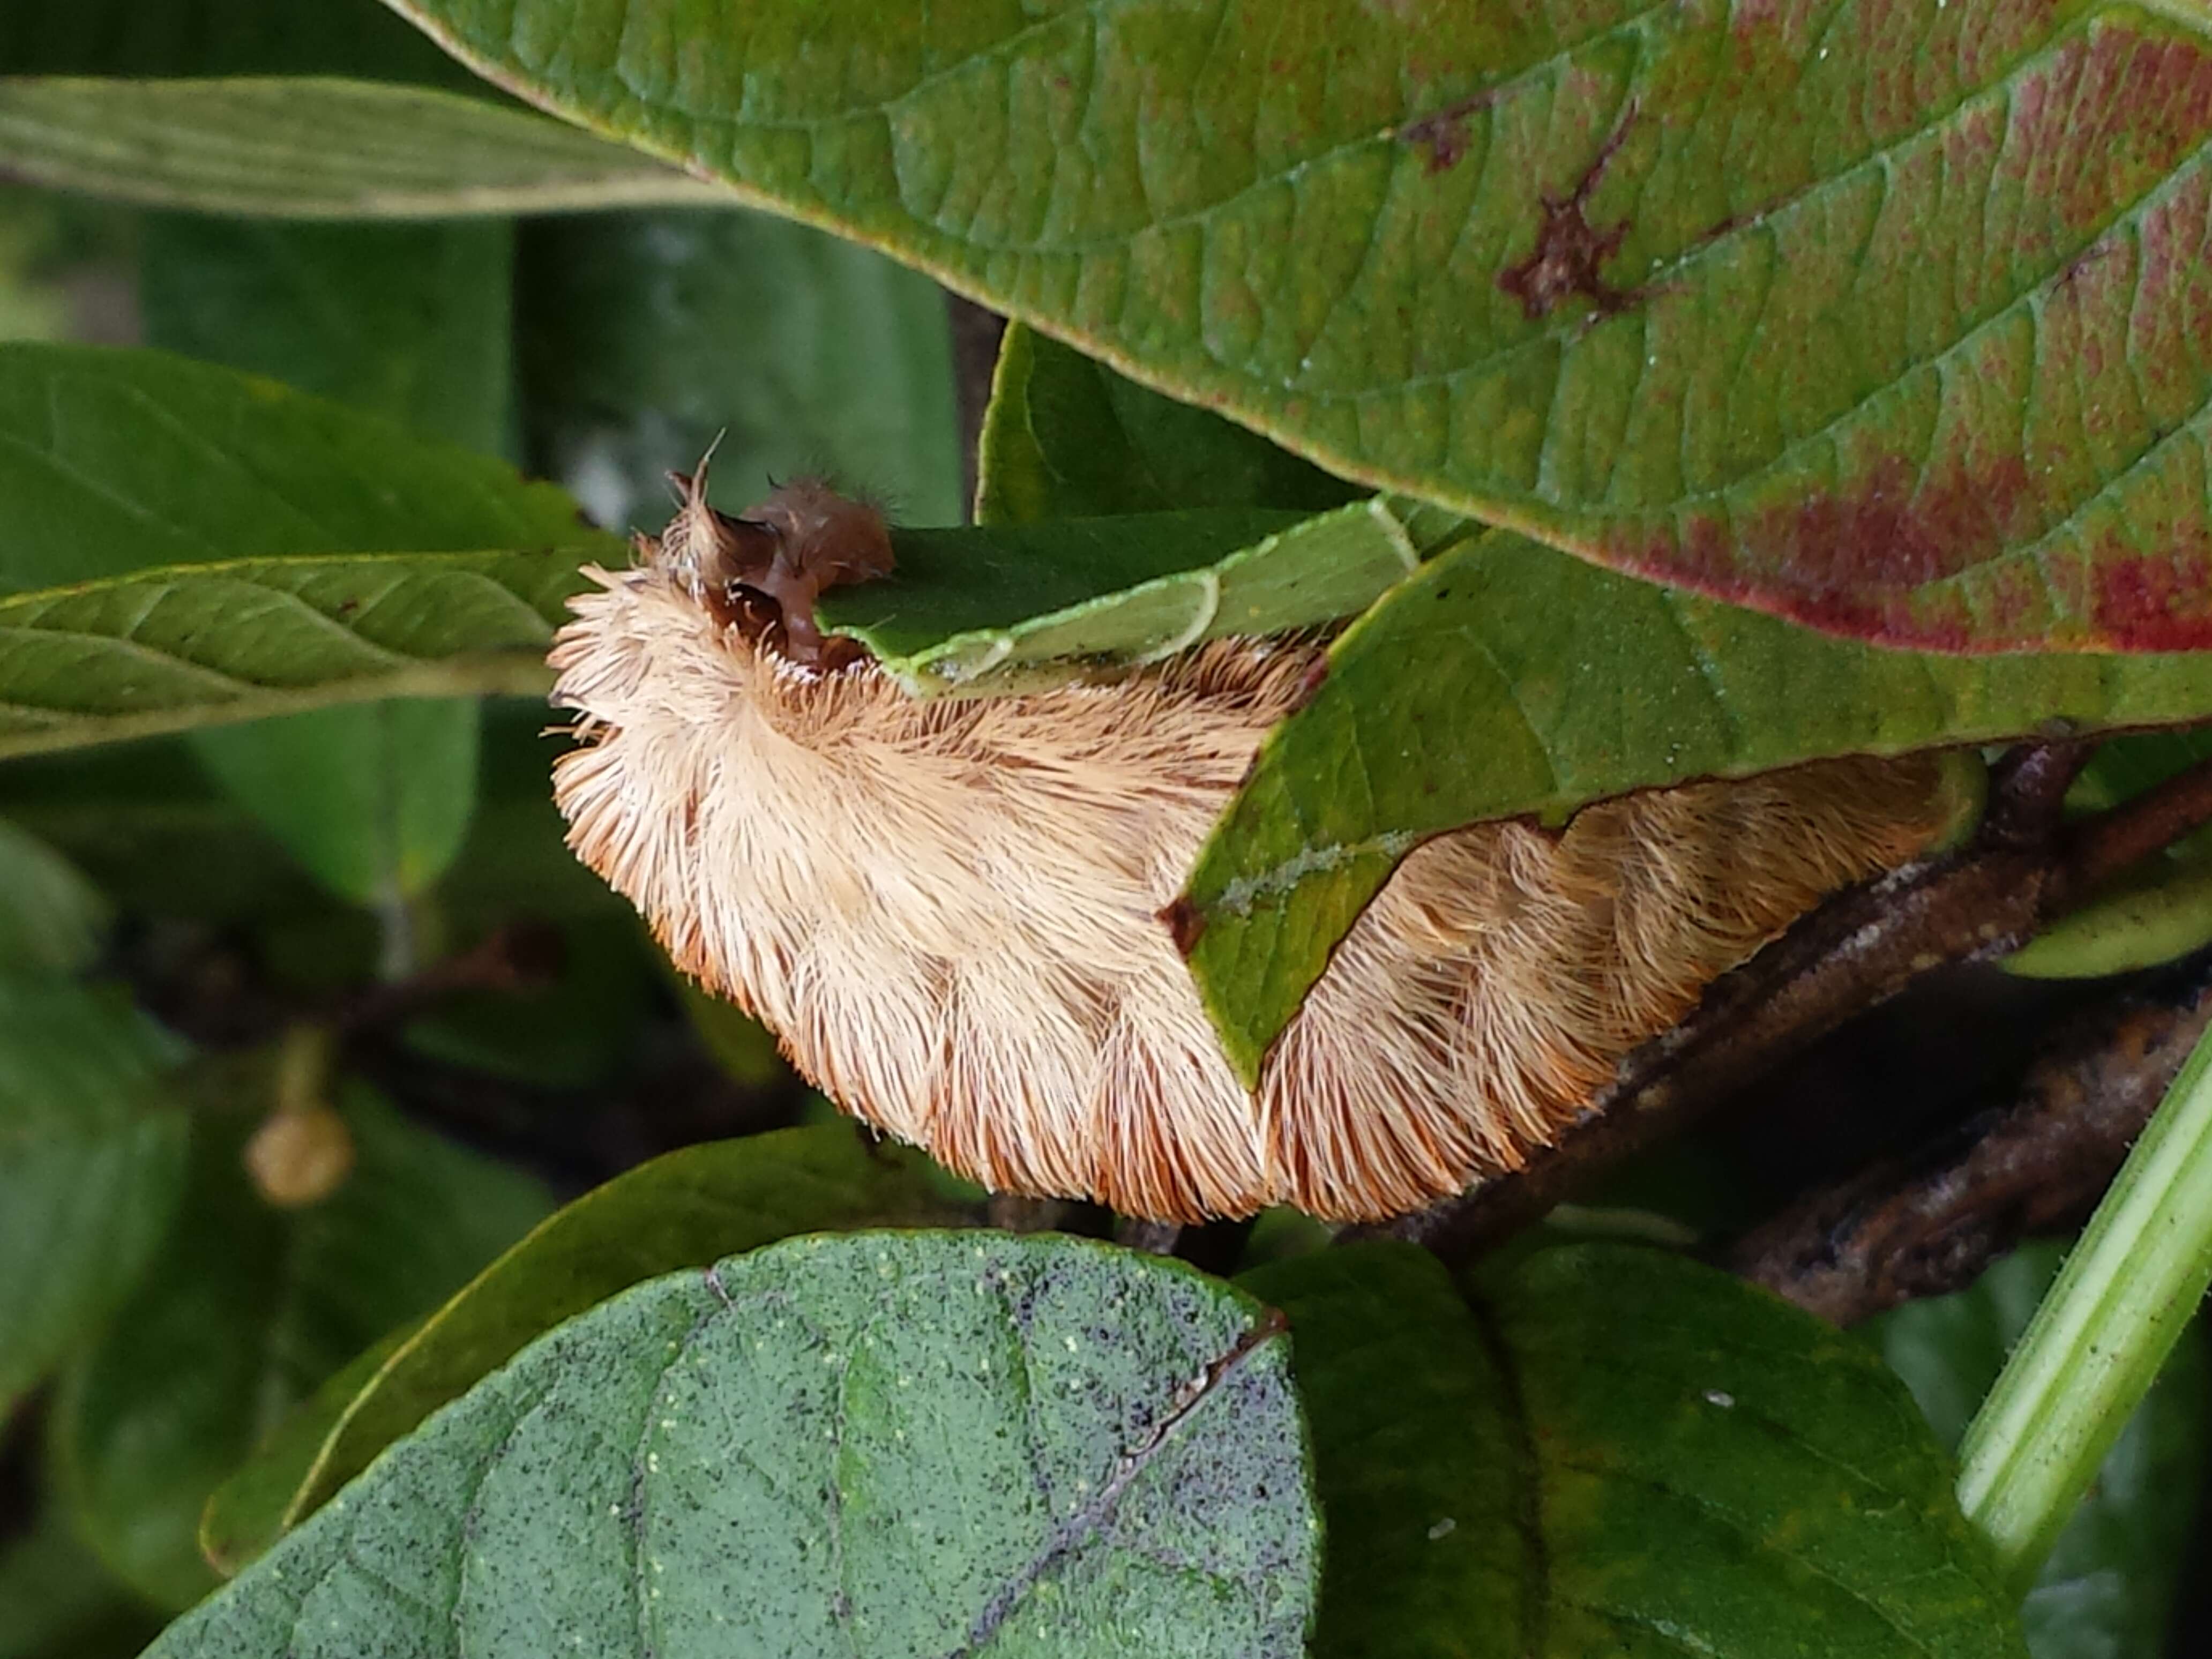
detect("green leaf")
(517, 206), (961, 534)
(0, 1508), (164, 1659)
(1246, 1240), (2024, 1659)
(819, 501), (1457, 693)
(0, 551), (586, 760)
(0, 975), (187, 1412)
(0, 342), (612, 594)
(1183, 528), (2212, 1079)
(139, 215), (515, 454)
(1872, 1243), (2210, 1658)
(0, 815), (107, 973)
(148, 1230), (1316, 1659)
(0, 78), (728, 218)
(197, 1322), (421, 1582)
(188, 699), (479, 907)
(0, 713), (617, 926)
(235, 1124), (962, 1564)
(1237, 1243), (1519, 1657)
(2006, 728), (2212, 977)
(49, 1085), (549, 1610)
(976, 322), (1360, 524)
(387, 0), (2212, 652)
(0, 739), (325, 921)
(2003, 846), (2212, 979)
(437, 702), (635, 924)
(141, 212), (513, 907)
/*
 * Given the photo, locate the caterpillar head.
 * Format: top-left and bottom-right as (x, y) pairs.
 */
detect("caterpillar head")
(650, 463), (891, 669)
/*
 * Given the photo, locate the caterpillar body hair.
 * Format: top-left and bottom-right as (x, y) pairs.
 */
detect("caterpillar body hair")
(550, 481), (1962, 1222)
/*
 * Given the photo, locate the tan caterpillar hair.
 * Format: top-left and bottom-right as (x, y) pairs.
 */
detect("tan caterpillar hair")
(550, 485), (1959, 1222)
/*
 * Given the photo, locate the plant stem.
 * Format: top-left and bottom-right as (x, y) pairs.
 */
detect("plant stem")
(1954, 1015), (2212, 1590)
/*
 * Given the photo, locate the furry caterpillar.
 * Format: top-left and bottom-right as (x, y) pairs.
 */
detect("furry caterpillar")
(550, 478), (1961, 1222)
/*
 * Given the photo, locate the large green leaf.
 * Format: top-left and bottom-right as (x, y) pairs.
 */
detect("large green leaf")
(387, 0), (2212, 652)
(1245, 1240), (2024, 1658)
(49, 1086), (549, 1610)
(0, 551), (585, 759)
(148, 1231), (1317, 1659)
(0, 342), (612, 593)
(1182, 528), (2212, 1077)
(517, 206), (961, 535)
(1873, 1243), (2211, 1658)
(225, 1125), (961, 1562)
(0, 974), (186, 1412)
(0, 78), (727, 218)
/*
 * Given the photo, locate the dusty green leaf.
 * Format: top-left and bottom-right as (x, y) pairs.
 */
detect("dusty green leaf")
(1183, 528), (2212, 1079)
(1247, 1240), (2024, 1658)
(0, 78), (728, 218)
(0, 816), (107, 973)
(150, 1231), (1317, 1659)
(388, 0), (2212, 652)
(0, 975), (186, 1412)
(517, 206), (961, 535)
(0, 551), (589, 759)
(49, 1085), (549, 1610)
(1872, 1242), (2211, 1659)
(976, 321), (1359, 525)
(197, 1323), (420, 1582)
(242, 1124), (962, 1561)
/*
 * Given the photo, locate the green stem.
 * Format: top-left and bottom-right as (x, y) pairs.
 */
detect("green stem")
(1955, 1018), (2212, 1590)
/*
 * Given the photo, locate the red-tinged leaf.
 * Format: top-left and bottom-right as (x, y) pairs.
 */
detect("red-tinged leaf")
(387, 0), (2212, 650)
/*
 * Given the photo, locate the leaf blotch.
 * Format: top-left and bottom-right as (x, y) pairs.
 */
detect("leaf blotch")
(1399, 90), (1496, 174)
(1496, 110), (1638, 321)
(1650, 453), (2040, 646)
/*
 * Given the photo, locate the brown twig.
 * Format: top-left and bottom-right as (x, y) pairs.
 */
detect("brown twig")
(1366, 743), (2212, 1261)
(1729, 961), (2212, 1325)
(330, 921), (565, 1036)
